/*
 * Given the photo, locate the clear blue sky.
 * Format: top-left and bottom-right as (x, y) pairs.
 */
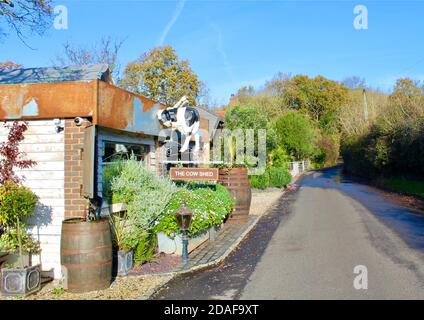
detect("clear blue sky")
(1, 0), (424, 105)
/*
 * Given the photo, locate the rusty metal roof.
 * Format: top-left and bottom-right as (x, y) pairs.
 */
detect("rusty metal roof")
(0, 64), (110, 85)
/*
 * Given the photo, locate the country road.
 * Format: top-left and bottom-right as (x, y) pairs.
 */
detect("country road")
(152, 167), (424, 300)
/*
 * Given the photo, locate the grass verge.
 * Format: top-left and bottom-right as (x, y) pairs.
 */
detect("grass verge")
(382, 177), (424, 198)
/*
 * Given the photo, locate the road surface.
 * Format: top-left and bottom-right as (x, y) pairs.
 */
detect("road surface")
(152, 167), (424, 299)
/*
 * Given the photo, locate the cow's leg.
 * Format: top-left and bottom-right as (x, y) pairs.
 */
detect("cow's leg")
(180, 134), (191, 153)
(193, 132), (200, 153)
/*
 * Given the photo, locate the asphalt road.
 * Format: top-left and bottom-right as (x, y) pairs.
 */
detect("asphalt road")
(153, 167), (424, 300)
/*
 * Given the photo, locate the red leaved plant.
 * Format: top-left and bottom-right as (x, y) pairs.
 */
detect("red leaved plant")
(0, 121), (37, 185)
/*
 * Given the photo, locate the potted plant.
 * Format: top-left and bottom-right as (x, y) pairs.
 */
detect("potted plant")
(0, 180), (41, 297)
(109, 212), (134, 276)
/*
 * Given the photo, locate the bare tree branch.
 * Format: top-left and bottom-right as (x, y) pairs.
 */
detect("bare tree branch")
(54, 36), (127, 83)
(0, 0), (53, 42)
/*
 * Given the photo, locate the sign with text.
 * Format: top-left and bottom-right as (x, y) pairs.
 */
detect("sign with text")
(170, 168), (219, 181)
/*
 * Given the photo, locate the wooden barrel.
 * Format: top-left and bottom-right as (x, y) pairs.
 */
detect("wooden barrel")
(218, 167), (252, 224)
(61, 218), (112, 292)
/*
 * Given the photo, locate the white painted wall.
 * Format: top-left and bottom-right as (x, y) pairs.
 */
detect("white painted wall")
(0, 120), (64, 279)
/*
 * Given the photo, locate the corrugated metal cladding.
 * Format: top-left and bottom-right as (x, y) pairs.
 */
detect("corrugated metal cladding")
(0, 64), (110, 85)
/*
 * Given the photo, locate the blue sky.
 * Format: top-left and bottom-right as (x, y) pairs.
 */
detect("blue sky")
(1, 0), (424, 105)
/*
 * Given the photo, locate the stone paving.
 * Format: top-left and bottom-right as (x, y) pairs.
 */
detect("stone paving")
(173, 215), (260, 272)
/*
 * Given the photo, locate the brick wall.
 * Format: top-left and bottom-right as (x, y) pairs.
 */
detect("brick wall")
(64, 118), (90, 219)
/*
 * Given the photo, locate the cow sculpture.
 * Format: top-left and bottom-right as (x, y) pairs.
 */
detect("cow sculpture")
(157, 96), (201, 153)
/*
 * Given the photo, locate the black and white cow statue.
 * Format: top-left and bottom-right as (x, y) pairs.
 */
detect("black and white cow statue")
(157, 96), (201, 153)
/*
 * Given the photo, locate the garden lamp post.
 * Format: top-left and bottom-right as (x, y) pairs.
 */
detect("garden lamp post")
(174, 200), (193, 265)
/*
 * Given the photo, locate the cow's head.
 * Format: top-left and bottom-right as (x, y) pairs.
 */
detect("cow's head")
(157, 109), (172, 127)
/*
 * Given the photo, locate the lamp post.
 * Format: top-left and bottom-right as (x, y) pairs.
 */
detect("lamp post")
(174, 200), (193, 265)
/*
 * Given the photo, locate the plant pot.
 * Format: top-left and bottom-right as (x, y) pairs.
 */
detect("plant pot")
(115, 250), (134, 276)
(209, 226), (218, 242)
(157, 228), (212, 255)
(218, 167), (252, 224)
(3, 252), (31, 268)
(1, 264), (41, 297)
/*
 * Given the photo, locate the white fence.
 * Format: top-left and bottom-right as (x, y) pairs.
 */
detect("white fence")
(288, 160), (310, 178)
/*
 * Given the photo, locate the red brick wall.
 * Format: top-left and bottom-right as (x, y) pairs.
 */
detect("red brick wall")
(64, 118), (90, 219)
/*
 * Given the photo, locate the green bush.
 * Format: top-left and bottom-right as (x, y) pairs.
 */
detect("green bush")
(273, 111), (318, 160)
(110, 157), (177, 263)
(0, 180), (38, 227)
(0, 229), (40, 254)
(131, 230), (157, 264)
(313, 133), (340, 167)
(269, 147), (291, 167)
(249, 166), (291, 189)
(267, 167), (291, 188)
(155, 184), (234, 237)
(0, 181), (40, 254)
(249, 171), (270, 189)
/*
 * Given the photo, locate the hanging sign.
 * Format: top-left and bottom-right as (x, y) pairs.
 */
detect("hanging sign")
(170, 168), (219, 181)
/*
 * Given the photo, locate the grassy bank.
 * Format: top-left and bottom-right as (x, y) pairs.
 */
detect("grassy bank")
(381, 177), (424, 198)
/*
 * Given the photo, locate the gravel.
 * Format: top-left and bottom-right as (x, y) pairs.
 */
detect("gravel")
(0, 274), (173, 300)
(250, 188), (285, 216)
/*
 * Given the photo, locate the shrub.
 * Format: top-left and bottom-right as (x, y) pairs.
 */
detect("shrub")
(0, 229), (40, 254)
(109, 212), (132, 251)
(273, 111), (318, 160)
(0, 181), (38, 227)
(267, 167), (291, 188)
(249, 166), (291, 189)
(268, 147), (291, 167)
(0, 121), (36, 185)
(0, 180), (40, 254)
(133, 231), (157, 264)
(110, 157), (178, 263)
(249, 172), (270, 189)
(314, 133), (340, 167)
(155, 184), (234, 237)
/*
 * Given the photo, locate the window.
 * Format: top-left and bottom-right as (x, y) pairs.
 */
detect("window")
(102, 141), (149, 164)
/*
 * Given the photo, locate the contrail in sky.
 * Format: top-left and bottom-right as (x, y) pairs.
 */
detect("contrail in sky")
(158, 0), (186, 45)
(210, 23), (235, 84)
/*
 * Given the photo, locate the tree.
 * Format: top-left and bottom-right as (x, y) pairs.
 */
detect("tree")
(0, 0), (53, 41)
(390, 78), (422, 101)
(342, 76), (366, 89)
(236, 86), (255, 102)
(283, 75), (349, 131)
(273, 111), (317, 160)
(0, 61), (22, 71)
(54, 36), (126, 82)
(121, 45), (202, 106)
(264, 72), (292, 96)
(225, 104), (277, 153)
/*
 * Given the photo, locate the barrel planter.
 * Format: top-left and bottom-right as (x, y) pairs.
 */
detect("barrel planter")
(61, 218), (112, 293)
(218, 167), (252, 224)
